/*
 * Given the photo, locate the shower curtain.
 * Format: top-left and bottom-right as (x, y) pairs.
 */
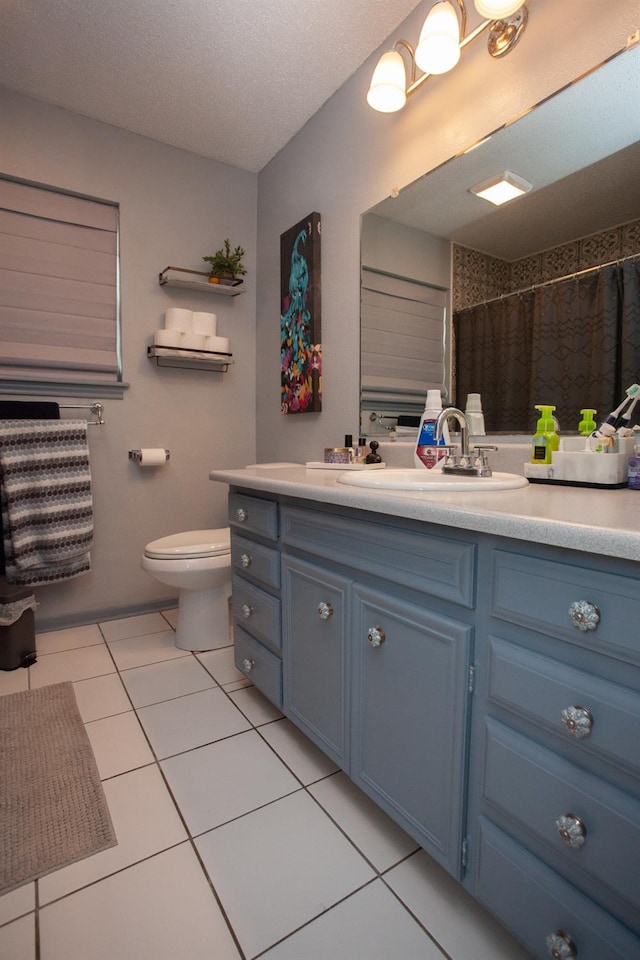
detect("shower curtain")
(454, 258), (640, 433)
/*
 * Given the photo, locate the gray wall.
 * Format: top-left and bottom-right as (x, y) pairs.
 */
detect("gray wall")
(256, 0), (639, 463)
(1, 88), (257, 629)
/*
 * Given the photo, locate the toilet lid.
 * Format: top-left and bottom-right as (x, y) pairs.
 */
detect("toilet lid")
(144, 528), (230, 560)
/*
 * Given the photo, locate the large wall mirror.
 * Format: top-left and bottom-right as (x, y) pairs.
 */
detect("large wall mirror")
(360, 45), (640, 436)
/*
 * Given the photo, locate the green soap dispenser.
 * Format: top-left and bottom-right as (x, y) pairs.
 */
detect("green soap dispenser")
(531, 405), (559, 464)
(578, 409), (597, 435)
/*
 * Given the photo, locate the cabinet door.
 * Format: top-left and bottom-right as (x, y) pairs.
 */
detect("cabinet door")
(282, 555), (352, 767)
(351, 583), (472, 877)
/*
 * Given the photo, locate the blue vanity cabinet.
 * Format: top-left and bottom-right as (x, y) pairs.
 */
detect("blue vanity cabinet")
(465, 542), (640, 960)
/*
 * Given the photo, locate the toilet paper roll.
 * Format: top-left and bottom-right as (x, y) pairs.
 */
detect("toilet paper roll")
(137, 449), (168, 467)
(204, 335), (230, 354)
(164, 308), (193, 332)
(181, 332), (207, 350)
(192, 311), (217, 337)
(154, 328), (183, 347)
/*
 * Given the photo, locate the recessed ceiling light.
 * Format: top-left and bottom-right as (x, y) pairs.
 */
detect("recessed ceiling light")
(469, 170), (532, 205)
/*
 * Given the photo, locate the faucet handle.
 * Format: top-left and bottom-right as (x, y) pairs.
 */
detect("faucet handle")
(472, 444), (497, 474)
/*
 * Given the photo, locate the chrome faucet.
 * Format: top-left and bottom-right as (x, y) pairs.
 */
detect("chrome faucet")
(434, 407), (496, 477)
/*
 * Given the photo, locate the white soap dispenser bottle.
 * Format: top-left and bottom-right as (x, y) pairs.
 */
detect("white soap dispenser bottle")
(414, 389), (450, 470)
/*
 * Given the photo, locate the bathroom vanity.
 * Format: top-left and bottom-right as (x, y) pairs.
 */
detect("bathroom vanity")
(211, 464), (640, 960)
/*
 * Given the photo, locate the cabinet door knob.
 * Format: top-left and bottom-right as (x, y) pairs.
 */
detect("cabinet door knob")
(555, 813), (587, 849)
(239, 552), (252, 568)
(545, 930), (577, 959)
(568, 599), (600, 631)
(560, 705), (593, 739)
(317, 601), (333, 620)
(236, 507), (249, 522)
(241, 603), (253, 619)
(367, 626), (386, 647)
(242, 658), (255, 673)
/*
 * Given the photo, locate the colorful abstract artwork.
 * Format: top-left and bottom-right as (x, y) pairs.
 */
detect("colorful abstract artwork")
(280, 212), (321, 414)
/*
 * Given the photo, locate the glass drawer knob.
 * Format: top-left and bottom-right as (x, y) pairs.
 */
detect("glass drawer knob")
(555, 813), (586, 849)
(241, 603), (253, 619)
(239, 553), (252, 568)
(546, 930), (577, 959)
(317, 601), (333, 620)
(242, 658), (255, 673)
(560, 705), (593, 739)
(236, 507), (248, 522)
(568, 599), (600, 631)
(367, 626), (386, 647)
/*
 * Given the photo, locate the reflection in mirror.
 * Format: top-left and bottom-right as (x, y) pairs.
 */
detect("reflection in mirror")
(360, 45), (640, 435)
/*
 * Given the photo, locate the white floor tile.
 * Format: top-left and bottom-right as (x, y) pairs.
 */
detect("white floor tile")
(259, 717), (339, 785)
(99, 611), (170, 642)
(28, 645), (116, 688)
(196, 790), (375, 958)
(39, 843), (241, 960)
(160, 607), (178, 629)
(161, 729), (300, 836)
(0, 913), (34, 960)
(222, 677), (252, 691)
(195, 645), (244, 685)
(0, 667), (28, 695)
(0, 883), (34, 927)
(107, 630), (188, 670)
(35, 624), (104, 654)
(39, 764), (186, 905)
(229, 685), (284, 726)
(309, 772), (419, 872)
(137, 687), (251, 759)
(385, 849), (534, 960)
(72, 673), (131, 722)
(261, 879), (445, 960)
(120, 655), (216, 708)
(85, 710), (154, 778)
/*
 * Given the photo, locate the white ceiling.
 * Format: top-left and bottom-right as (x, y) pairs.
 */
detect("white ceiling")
(0, 0), (424, 173)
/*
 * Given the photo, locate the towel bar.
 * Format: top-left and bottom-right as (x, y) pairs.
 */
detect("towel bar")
(59, 402), (105, 425)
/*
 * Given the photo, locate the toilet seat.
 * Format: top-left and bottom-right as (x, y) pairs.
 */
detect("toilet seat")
(144, 528), (230, 560)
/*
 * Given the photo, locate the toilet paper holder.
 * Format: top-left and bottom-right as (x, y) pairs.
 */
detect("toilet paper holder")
(128, 449), (171, 463)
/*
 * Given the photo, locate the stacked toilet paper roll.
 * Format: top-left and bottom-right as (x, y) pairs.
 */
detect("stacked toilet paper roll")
(153, 308), (229, 353)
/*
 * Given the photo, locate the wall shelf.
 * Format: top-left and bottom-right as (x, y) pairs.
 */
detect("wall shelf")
(147, 344), (233, 372)
(159, 266), (245, 297)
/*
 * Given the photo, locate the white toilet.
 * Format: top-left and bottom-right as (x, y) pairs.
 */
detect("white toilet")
(141, 528), (231, 651)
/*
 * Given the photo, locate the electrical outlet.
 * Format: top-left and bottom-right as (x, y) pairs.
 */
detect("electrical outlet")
(627, 29), (640, 47)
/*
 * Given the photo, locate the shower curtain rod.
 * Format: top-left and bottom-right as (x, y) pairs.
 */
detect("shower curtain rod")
(461, 251), (640, 309)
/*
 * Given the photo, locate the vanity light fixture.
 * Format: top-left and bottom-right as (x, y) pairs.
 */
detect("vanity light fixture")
(366, 0), (528, 113)
(469, 170), (532, 205)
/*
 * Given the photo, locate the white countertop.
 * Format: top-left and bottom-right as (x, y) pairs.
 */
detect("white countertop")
(209, 463), (640, 564)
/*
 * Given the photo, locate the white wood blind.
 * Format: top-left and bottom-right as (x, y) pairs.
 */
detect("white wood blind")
(361, 267), (447, 405)
(0, 176), (120, 386)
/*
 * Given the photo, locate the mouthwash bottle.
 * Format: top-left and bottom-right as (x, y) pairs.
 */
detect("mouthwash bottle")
(414, 390), (450, 470)
(531, 405), (559, 464)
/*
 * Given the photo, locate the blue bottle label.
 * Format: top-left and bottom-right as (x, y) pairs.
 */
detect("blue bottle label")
(416, 418), (447, 469)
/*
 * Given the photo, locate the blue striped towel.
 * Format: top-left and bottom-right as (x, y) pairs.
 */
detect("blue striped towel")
(0, 419), (93, 586)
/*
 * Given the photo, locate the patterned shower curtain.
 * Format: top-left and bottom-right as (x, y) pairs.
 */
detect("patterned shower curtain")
(454, 258), (640, 433)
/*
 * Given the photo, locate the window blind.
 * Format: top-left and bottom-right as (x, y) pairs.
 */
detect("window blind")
(361, 267), (447, 406)
(0, 176), (120, 386)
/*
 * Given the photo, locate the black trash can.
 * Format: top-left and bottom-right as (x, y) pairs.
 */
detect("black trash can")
(0, 576), (37, 670)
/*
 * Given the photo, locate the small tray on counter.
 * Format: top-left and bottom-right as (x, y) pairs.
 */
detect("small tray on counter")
(305, 461), (386, 470)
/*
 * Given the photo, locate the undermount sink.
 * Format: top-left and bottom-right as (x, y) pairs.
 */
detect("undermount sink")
(337, 468), (529, 492)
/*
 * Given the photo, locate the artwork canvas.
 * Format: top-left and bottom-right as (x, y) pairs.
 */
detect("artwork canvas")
(280, 212), (321, 413)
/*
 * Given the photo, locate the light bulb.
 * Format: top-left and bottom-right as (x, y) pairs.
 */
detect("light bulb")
(415, 1), (461, 76)
(367, 51), (407, 113)
(474, 0), (523, 19)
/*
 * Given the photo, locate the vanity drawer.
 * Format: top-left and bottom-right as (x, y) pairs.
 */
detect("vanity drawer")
(488, 637), (640, 777)
(231, 533), (280, 589)
(234, 626), (282, 708)
(229, 492), (278, 541)
(281, 506), (476, 608)
(232, 575), (281, 652)
(476, 817), (640, 960)
(482, 717), (640, 927)
(491, 550), (640, 664)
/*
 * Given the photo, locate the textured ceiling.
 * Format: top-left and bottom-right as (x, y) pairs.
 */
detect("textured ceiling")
(0, 0), (424, 173)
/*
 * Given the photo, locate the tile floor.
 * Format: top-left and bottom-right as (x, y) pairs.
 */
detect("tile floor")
(0, 610), (534, 960)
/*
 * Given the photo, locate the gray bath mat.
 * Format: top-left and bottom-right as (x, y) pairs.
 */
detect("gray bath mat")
(0, 681), (117, 895)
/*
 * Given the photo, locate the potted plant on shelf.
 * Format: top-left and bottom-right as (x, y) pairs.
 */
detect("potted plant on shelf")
(203, 240), (247, 286)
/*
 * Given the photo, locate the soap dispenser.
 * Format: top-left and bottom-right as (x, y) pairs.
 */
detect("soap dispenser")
(531, 405), (559, 464)
(578, 409), (597, 436)
(414, 389), (449, 470)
